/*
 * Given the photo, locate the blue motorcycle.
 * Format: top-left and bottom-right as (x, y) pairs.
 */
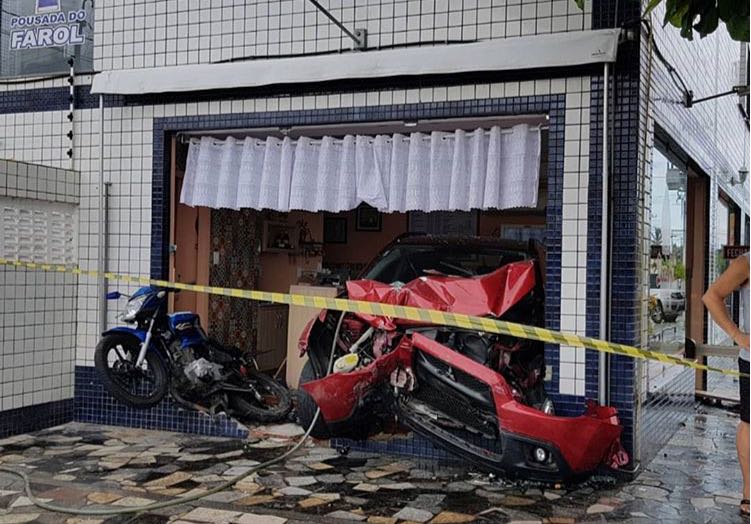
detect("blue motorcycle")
(95, 286), (291, 422)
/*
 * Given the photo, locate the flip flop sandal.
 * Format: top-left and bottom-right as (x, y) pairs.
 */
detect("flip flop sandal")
(740, 499), (750, 516)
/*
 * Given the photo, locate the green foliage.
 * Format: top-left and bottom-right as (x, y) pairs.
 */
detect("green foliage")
(673, 260), (685, 280)
(574, 0), (749, 41)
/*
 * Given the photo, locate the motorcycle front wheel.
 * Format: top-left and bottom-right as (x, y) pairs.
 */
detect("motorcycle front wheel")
(227, 372), (292, 423)
(94, 333), (169, 409)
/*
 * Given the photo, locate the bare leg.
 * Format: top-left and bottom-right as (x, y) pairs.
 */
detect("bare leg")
(738, 421), (750, 514)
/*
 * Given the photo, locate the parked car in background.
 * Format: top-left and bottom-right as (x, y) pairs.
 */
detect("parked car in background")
(649, 286), (686, 323)
(295, 235), (627, 483)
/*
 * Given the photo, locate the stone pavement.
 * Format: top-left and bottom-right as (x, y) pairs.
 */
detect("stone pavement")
(0, 405), (745, 524)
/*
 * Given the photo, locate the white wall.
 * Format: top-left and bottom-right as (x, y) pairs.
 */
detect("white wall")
(0, 160), (78, 411)
(94, 0), (592, 71)
(0, 2), (596, 399)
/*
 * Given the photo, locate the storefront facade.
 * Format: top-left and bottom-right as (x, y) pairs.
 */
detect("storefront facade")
(0, 1), (748, 467)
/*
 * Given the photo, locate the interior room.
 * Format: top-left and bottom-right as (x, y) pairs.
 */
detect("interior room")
(168, 116), (549, 386)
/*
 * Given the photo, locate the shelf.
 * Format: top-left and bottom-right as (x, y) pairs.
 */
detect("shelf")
(262, 220), (299, 253)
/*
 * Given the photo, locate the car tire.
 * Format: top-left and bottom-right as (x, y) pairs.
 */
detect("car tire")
(296, 360), (331, 439)
(664, 313), (678, 323)
(650, 301), (664, 324)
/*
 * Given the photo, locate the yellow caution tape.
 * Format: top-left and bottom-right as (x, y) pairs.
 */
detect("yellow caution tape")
(1, 257), (746, 378)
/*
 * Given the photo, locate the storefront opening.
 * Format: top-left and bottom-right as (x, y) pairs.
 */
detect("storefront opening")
(168, 117), (549, 385)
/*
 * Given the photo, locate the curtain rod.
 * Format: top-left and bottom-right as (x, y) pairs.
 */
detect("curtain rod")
(180, 125), (547, 145)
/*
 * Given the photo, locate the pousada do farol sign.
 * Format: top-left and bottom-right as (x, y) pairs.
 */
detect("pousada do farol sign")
(10, 9), (87, 50)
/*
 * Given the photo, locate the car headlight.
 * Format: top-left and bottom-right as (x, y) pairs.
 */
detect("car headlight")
(122, 294), (147, 322)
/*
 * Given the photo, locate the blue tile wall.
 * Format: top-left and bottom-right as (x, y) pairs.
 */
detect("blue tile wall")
(586, 75), (605, 404)
(0, 399), (74, 439)
(74, 366), (248, 438)
(0, 85), (104, 114)
(591, 0), (654, 459)
(331, 435), (458, 463)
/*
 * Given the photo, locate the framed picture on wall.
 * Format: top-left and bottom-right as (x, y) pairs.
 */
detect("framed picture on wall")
(356, 204), (382, 232)
(324, 217), (347, 244)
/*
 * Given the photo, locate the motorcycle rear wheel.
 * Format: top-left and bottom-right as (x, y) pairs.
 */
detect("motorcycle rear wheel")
(94, 333), (169, 409)
(227, 372), (292, 423)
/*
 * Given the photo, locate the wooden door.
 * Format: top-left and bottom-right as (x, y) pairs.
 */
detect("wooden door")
(685, 172), (707, 390)
(169, 137), (210, 327)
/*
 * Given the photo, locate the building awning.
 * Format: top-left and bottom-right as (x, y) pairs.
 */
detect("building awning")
(91, 29), (621, 95)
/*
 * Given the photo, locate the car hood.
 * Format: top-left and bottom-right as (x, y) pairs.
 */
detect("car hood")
(346, 260), (537, 320)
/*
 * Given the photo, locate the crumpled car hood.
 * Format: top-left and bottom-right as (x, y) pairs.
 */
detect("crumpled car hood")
(346, 260), (537, 320)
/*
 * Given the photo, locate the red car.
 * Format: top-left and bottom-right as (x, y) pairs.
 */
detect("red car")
(296, 235), (627, 483)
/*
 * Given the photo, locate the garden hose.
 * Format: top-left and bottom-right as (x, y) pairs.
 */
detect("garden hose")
(0, 410), (320, 516)
(0, 312), (346, 517)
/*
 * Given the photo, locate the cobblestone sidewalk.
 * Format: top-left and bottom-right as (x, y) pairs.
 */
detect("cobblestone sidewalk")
(0, 405), (745, 523)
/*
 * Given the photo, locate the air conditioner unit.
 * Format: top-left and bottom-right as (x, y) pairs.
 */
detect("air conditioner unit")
(666, 167), (686, 191)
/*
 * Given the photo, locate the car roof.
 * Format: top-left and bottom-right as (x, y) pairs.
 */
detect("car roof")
(391, 233), (534, 252)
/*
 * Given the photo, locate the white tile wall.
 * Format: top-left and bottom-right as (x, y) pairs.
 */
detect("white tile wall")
(0, 162), (78, 411)
(558, 75), (590, 395)
(0, 266), (77, 410)
(93, 0), (592, 72)
(0, 75), (597, 396)
(0, 3), (597, 396)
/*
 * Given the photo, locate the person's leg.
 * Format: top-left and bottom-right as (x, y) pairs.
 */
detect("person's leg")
(739, 358), (750, 515)
(738, 422), (749, 507)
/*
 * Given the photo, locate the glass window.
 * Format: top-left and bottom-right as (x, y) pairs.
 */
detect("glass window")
(362, 244), (528, 283)
(645, 148), (687, 391)
(710, 196), (737, 344)
(715, 198), (730, 274)
(0, 0), (94, 77)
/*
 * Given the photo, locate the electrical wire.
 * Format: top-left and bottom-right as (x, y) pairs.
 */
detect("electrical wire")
(0, 313), (345, 517)
(641, 18), (692, 104)
(0, 70), (97, 85)
(214, 39), (476, 64)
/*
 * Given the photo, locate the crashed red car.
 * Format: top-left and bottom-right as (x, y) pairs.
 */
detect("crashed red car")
(296, 235), (626, 483)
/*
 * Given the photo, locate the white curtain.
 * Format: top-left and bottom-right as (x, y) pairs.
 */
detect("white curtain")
(181, 124), (541, 212)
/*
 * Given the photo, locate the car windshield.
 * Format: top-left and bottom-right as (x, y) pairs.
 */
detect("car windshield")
(362, 244), (528, 284)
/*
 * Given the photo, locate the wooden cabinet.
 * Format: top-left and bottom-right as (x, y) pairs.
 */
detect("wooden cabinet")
(255, 304), (289, 372)
(286, 285), (339, 388)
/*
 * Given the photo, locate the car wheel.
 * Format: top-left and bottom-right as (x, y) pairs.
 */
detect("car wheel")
(650, 301), (664, 324)
(664, 313), (678, 323)
(296, 360), (331, 439)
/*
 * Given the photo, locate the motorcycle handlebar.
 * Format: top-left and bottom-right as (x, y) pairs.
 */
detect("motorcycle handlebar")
(105, 287), (182, 300)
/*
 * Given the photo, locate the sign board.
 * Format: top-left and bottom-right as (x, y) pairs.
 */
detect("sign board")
(9, 1), (86, 50)
(37, 0), (60, 13)
(723, 245), (750, 259)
